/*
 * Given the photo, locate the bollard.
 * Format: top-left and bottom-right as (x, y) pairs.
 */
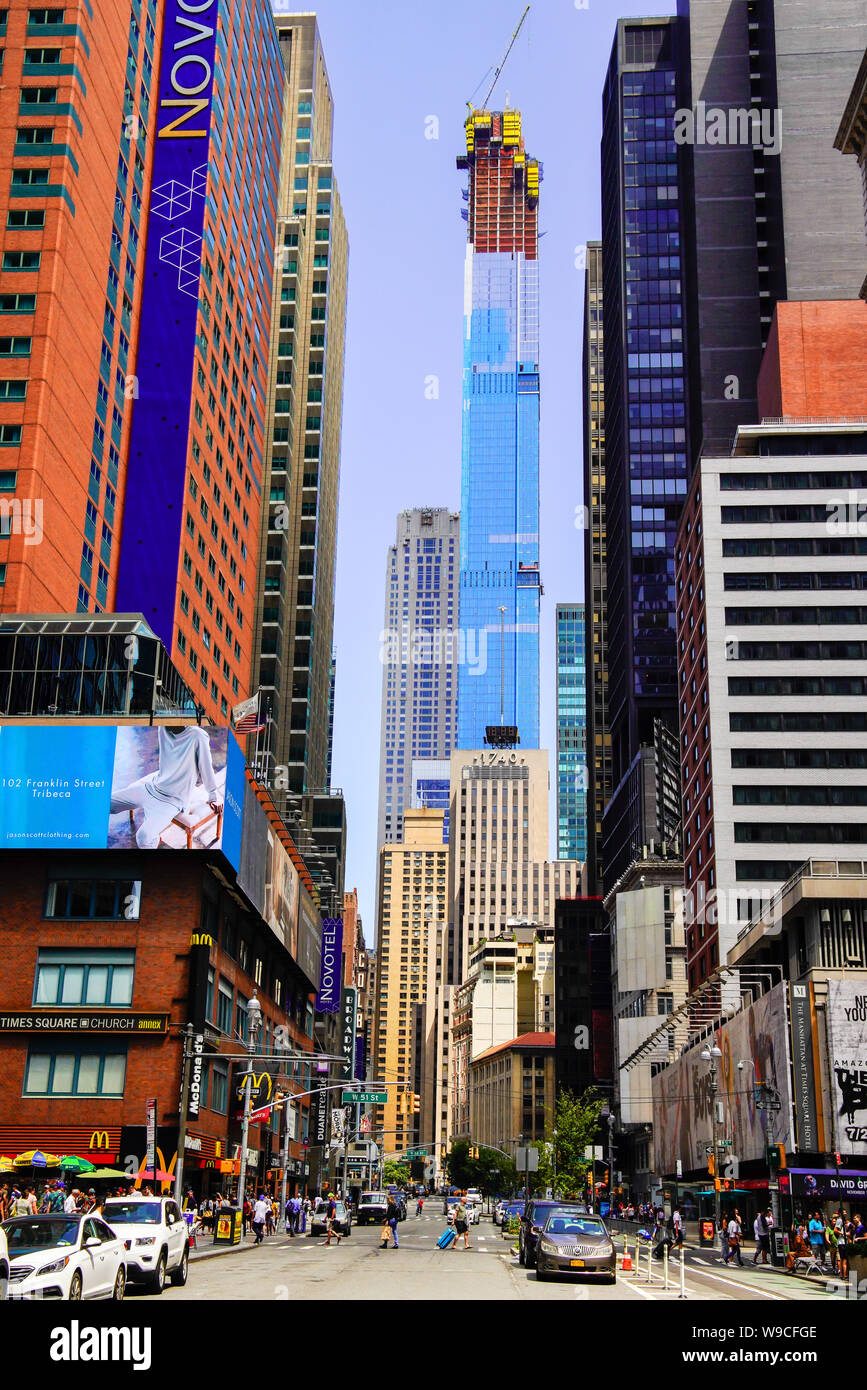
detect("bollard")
(663, 1240), (669, 1290)
(678, 1246), (687, 1299)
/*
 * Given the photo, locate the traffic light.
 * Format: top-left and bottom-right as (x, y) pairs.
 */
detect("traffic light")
(835, 1152), (843, 1167)
(766, 1143), (786, 1171)
(707, 1152), (715, 1177)
(412, 1092), (420, 1114)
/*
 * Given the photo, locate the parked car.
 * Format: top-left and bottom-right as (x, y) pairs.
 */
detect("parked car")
(310, 1200), (352, 1237)
(493, 1200), (506, 1227)
(356, 1191), (388, 1226)
(465, 1199), (481, 1225)
(535, 1209), (616, 1283)
(519, 1199), (588, 1268)
(101, 1196), (189, 1293)
(2, 1214), (127, 1300)
(465, 1188), (482, 1206)
(500, 1200), (526, 1237)
(443, 1196), (461, 1222)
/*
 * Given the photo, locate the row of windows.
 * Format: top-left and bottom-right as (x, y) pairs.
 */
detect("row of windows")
(723, 537), (867, 557)
(730, 710), (867, 733)
(733, 785), (867, 807)
(729, 677), (867, 697)
(720, 471), (867, 491)
(732, 747), (867, 769)
(724, 571), (867, 591)
(735, 823), (867, 844)
(731, 640), (867, 660)
(725, 606), (867, 626)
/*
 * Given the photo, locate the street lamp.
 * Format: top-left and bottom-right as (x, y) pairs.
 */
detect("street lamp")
(236, 991), (263, 1219)
(600, 1105), (615, 1214)
(701, 1044), (723, 1241)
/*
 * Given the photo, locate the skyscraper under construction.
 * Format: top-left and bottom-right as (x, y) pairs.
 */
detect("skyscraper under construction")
(456, 109), (541, 750)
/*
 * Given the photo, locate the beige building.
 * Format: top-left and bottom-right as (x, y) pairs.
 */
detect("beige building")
(469, 1032), (556, 1155)
(373, 809), (447, 1161)
(433, 749), (580, 1162)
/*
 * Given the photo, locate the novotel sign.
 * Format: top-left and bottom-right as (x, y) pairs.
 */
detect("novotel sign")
(158, 0), (219, 140)
(114, 0), (220, 648)
(315, 918), (344, 1014)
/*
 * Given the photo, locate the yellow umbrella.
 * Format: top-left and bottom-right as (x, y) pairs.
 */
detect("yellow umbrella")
(13, 1150), (62, 1169)
(0, 1156), (14, 1172)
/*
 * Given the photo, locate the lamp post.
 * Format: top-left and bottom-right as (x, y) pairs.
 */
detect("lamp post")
(701, 1044), (723, 1239)
(600, 1105), (615, 1215)
(236, 991), (262, 1219)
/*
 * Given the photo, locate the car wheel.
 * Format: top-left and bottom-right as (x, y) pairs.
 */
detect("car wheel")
(170, 1247), (189, 1286)
(536, 1267), (548, 1282)
(112, 1267), (126, 1301)
(149, 1251), (167, 1294)
(68, 1271), (83, 1301)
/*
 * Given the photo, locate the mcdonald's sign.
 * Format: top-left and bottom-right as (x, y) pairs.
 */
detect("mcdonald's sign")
(233, 1065), (273, 1115)
(89, 1130), (111, 1151)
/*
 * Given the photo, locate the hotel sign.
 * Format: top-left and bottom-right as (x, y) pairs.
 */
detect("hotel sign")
(0, 1012), (168, 1034)
(315, 918), (343, 1014)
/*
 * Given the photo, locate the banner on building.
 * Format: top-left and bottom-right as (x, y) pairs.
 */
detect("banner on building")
(826, 979), (867, 1156)
(315, 918), (343, 1013)
(0, 725), (245, 869)
(652, 981), (794, 1174)
(789, 981), (821, 1153)
(115, 0), (221, 645)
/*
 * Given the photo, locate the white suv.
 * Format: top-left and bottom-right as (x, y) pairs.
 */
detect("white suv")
(102, 1196), (189, 1293)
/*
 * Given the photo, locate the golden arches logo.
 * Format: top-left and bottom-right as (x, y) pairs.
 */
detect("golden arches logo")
(236, 1072), (273, 1104)
(89, 1131), (110, 1151)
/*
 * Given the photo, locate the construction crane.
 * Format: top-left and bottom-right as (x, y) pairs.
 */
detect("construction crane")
(469, 4), (530, 113)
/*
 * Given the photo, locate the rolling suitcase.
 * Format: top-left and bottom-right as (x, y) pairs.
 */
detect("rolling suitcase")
(437, 1227), (457, 1249)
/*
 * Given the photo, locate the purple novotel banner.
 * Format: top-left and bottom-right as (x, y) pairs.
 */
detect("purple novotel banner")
(315, 917), (343, 1014)
(115, 0), (219, 647)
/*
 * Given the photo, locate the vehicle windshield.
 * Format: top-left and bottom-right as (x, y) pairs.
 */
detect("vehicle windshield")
(3, 1217), (81, 1256)
(543, 1212), (607, 1238)
(360, 1193), (386, 1204)
(101, 1202), (162, 1224)
(505, 1202), (525, 1214)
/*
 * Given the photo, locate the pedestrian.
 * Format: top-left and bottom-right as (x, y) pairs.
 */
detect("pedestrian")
(379, 1193), (400, 1249)
(671, 1206), (683, 1251)
(452, 1196), (469, 1251)
(301, 1196), (309, 1234)
(834, 1210), (850, 1281)
(416, 1195), (424, 1216)
(200, 1195), (214, 1232)
(242, 1195), (252, 1238)
(322, 1192), (342, 1246)
(10, 1187), (31, 1217)
(64, 1187), (80, 1215)
(291, 1194), (302, 1235)
(724, 1212), (743, 1266)
(284, 1195), (294, 1236)
(265, 1197), (275, 1237)
(252, 1193), (269, 1245)
(753, 1209), (769, 1265)
(807, 1210), (826, 1266)
(0, 1185), (9, 1222)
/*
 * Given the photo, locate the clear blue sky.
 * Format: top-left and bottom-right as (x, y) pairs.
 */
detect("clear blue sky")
(277, 0), (665, 942)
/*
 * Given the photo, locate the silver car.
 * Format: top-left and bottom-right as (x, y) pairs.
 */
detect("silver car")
(535, 1210), (617, 1283)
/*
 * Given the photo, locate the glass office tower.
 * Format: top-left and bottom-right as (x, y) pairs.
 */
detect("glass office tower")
(556, 604), (587, 864)
(600, 20), (690, 864)
(455, 110), (541, 749)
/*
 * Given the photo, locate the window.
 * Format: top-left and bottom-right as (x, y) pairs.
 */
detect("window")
(6, 209), (44, 228)
(0, 337), (31, 357)
(0, 424), (21, 445)
(24, 1046), (126, 1096)
(0, 293), (36, 313)
(20, 86), (57, 104)
(34, 948), (135, 1006)
(3, 250), (40, 270)
(210, 1059), (228, 1113)
(216, 977), (233, 1035)
(45, 878), (141, 920)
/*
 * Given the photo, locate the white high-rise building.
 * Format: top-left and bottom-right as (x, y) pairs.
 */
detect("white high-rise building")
(377, 509), (460, 848)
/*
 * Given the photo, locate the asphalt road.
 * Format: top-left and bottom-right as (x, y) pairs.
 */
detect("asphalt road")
(148, 1212), (835, 1302)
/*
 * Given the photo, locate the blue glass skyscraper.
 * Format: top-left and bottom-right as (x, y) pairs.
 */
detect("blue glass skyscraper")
(456, 110), (541, 749)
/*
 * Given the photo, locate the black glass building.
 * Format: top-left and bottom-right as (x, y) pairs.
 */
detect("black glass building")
(600, 18), (690, 881)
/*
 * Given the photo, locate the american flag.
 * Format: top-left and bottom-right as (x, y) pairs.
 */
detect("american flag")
(232, 692), (265, 736)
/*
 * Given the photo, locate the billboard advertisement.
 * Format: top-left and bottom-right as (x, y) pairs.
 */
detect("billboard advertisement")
(298, 894), (322, 995)
(652, 982), (795, 1175)
(115, 0), (220, 648)
(826, 980), (867, 1157)
(0, 725), (245, 869)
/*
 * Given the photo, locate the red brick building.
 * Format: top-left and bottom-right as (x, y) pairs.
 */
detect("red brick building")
(757, 300), (867, 420)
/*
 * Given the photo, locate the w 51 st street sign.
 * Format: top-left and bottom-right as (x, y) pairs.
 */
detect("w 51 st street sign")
(341, 1089), (387, 1105)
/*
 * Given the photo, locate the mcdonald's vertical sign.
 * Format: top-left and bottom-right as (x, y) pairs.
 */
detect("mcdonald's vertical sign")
(146, 1098), (157, 1178)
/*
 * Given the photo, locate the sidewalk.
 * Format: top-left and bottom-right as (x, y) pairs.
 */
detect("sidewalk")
(190, 1230), (300, 1263)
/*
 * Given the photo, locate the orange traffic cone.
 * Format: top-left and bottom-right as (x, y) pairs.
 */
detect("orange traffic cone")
(621, 1246), (633, 1272)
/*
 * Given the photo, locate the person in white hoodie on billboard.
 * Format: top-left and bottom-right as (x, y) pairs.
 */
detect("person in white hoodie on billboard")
(110, 726), (223, 848)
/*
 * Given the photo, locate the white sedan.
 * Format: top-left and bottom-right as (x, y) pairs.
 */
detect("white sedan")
(2, 1214), (127, 1300)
